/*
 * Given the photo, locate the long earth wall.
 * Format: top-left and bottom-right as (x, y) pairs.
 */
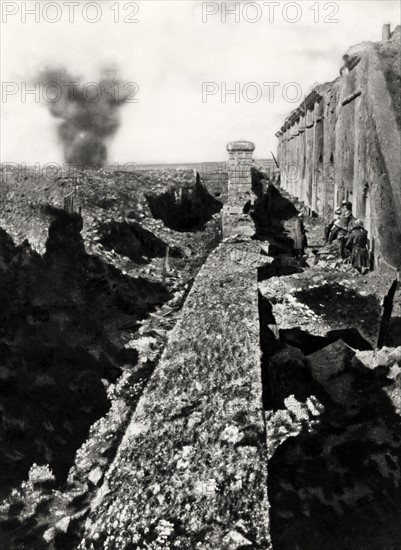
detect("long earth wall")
(276, 26), (401, 273)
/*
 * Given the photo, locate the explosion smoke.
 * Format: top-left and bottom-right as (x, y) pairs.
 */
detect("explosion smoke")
(39, 67), (130, 169)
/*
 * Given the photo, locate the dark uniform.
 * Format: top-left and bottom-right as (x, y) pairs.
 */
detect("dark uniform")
(346, 223), (369, 273)
(294, 216), (307, 258)
(328, 208), (354, 259)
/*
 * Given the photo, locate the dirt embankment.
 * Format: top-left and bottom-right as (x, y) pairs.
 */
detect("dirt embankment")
(0, 168), (223, 549)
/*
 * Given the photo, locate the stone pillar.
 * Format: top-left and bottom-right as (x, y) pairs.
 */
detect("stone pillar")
(305, 106), (314, 208)
(322, 84), (337, 222)
(382, 23), (391, 41)
(314, 99), (325, 215)
(283, 128), (290, 192)
(227, 141), (255, 200)
(298, 113), (306, 203)
(223, 141), (256, 238)
(279, 129), (287, 191)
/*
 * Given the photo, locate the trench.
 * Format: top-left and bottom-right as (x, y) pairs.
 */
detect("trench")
(97, 219), (183, 264)
(0, 213), (170, 498)
(255, 181), (401, 550)
(145, 177), (222, 232)
(0, 185), (222, 548)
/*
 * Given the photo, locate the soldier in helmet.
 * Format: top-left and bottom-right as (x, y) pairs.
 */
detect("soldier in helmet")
(293, 212), (308, 258)
(346, 219), (369, 274)
(328, 201), (354, 259)
(325, 200), (349, 242)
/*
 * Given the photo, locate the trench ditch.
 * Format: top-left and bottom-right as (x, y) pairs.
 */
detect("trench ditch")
(145, 178), (222, 232)
(255, 183), (401, 550)
(0, 211), (168, 487)
(0, 180), (223, 548)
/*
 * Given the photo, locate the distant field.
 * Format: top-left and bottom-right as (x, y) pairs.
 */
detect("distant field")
(0, 159), (276, 178)
(138, 159), (275, 172)
(138, 162), (208, 172)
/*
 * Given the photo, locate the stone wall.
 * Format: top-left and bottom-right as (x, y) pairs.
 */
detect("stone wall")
(276, 25), (401, 272)
(199, 170), (229, 203)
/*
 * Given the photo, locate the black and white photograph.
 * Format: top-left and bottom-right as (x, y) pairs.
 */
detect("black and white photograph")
(0, 1), (400, 548)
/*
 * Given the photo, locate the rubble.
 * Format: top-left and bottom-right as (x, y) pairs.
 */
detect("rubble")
(0, 167), (223, 549)
(257, 180), (401, 550)
(0, 147), (399, 550)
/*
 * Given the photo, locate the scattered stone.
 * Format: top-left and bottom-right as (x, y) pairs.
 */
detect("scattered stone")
(43, 528), (56, 543)
(55, 516), (71, 533)
(220, 425), (241, 444)
(222, 529), (253, 549)
(259, 243), (271, 256)
(284, 395), (310, 422)
(88, 467), (103, 486)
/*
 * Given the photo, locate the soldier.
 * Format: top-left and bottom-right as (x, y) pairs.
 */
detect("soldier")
(293, 212), (308, 258)
(346, 219), (369, 274)
(328, 201), (354, 259)
(325, 200), (349, 242)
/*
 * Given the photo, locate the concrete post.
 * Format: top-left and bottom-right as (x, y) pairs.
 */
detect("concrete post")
(227, 141), (255, 198)
(223, 141), (256, 238)
(382, 24), (391, 41)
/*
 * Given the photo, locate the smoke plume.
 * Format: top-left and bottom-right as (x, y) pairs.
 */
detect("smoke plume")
(38, 67), (130, 169)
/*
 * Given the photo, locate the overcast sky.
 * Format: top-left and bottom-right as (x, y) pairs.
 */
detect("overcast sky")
(1, 0), (400, 165)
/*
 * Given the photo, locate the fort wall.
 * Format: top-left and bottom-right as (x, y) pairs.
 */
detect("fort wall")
(276, 25), (401, 272)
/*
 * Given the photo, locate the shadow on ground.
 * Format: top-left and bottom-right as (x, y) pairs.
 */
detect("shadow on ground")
(145, 179), (222, 232)
(268, 342), (401, 550)
(0, 210), (169, 498)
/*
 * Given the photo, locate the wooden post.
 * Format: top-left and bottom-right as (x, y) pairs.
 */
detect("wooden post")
(63, 189), (80, 215)
(162, 245), (170, 285)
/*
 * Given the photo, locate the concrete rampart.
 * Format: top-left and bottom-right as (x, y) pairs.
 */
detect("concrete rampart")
(276, 25), (401, 271)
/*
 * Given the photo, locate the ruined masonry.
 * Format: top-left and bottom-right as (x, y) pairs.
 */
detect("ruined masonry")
(223, 141), (255, 238)
(277, 24), (401, 273)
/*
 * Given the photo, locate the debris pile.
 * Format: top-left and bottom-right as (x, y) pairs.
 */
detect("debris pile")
(0, 168), (223, 549)
(256, 179), (401, 550)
